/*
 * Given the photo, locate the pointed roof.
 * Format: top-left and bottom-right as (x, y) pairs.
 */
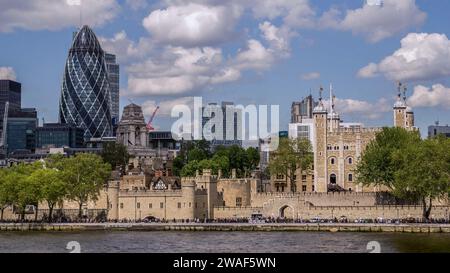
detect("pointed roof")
(70, 25), (103, 53)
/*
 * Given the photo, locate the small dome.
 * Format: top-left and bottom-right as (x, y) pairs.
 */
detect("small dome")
(394, 99), (406, 108)
(328, 112), (340, 119)
(313, 103), (327, 113)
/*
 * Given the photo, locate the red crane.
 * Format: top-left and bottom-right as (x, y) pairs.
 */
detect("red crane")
(146, 106), (160, 131)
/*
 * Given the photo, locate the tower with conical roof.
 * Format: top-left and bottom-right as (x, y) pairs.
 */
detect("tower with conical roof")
(59, 25), (113, 140)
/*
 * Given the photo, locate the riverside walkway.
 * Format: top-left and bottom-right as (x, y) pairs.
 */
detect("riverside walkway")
(1, 222), (450, 233)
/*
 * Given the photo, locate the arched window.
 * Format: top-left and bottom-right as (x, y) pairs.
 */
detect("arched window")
(330, 174), (337, 184)
(348, 173), (353, 182)
(348, 157), (353, 164)
(330, 158), (336, 165)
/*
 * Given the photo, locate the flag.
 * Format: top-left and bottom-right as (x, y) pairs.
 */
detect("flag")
(67, 0), (81, 6)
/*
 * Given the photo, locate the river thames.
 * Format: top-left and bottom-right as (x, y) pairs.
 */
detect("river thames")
(1, 231), (449, 253)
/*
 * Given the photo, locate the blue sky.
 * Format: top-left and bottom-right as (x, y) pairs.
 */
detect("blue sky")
(1, 0), (450, 137)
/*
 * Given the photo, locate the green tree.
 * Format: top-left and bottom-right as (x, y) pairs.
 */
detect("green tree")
(0, 169), (15, 220)
(61, 153), (111, 219)
(392, 136), (450, 220)
(12, 163), (42, 221)
(211, 154), (230, 177)
(180, 160), (199, 177)
(244, 147), (260, 176)
(101, 142), (130, 173)
(356, 127), (450, 220)
(268, 138), (313, 192)
(28, 168), (67, 223)
(172, 156), (185, 177)
(356, 127), (420, 189)
(187, 147), (208, 162)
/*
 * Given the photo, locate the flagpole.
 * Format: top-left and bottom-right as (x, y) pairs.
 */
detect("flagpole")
(79, 0), (82, 28)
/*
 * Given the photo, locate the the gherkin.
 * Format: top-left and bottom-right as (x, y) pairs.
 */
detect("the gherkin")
(59, 25), (113, 140)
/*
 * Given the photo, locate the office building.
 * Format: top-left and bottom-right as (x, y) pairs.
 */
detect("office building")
(6, 108), (38, 154)
(428, 122), (450, 138)
(202, 101), (242, 149)
(0, 80), (21, 132)
(36, 123), (84, 149)
(59, 25), (113, 140)
(105, 53), (120, 133)
(291, 94), (317, 123)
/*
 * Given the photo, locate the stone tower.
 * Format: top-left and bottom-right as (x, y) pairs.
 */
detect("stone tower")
(117, 103), (148, 147)
(393, 83), (414, 130)
(196, 169), (218, 219)
(313, 87), (328, 193)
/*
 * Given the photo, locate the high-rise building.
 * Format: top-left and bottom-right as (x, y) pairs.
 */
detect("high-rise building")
(105, 53), (120, 133)
(0, 80), (21, 132)
(202, 101), (242, 149)
(36, 123), (84, 149)
(6, 108), (38, 154)
(291, 95), (317, 123)
(428, 122), (450, 138)
(59, 25), (113, 141)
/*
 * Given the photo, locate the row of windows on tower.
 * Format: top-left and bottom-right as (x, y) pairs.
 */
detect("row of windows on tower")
(117, 202), (206, 209)
(327, 145), (352, 151)
(329, 157), (353, 165)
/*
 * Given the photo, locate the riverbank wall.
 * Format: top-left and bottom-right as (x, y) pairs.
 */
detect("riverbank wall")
(1, 223), (450, 233)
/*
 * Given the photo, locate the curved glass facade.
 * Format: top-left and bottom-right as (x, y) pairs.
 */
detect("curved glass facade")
(59, 25), (113, 140)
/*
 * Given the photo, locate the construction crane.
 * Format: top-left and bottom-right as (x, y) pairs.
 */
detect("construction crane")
(146, 106), (160, 131)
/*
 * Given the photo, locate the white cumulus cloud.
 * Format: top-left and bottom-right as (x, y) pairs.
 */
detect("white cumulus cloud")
(0, 67), (17, 81)
(142, 3), (241, 47)
(319, 0), (426, 43)
(408, 84), (450, 109)
(358, 33), (450, 82)
(0, 0), (120, 32)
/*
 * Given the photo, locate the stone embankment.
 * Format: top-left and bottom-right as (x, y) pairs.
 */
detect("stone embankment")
(1, 223), (450, 233)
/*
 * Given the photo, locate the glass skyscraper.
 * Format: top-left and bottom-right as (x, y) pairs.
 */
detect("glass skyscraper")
(105, 53), (120, 135)
(0, 80), (21, 133)
(59, 25), (113, 140)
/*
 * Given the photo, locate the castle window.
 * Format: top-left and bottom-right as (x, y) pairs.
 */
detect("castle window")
(160, 202), (164, 209)
(276, 174), (284, 180)
(149, 203), (152, 209)
(302, 185), (307, 192)
(330, 158), (336, 165)
(195, 202), (198, 208)
(330, 174), (337, 184)
(236, 197), (242, 207)
(348, 157), (353, 164)
(312, 185), (315, 191)
(120, 203), (123, 209)
(348, 174), (353, 182)
(137, 202), (140, 209)
(189, 202), (192, 208)
(178, 202), (181, 209)
(302, 175), (307, 181)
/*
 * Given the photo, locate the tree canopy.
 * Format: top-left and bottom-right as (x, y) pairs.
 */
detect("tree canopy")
(268, 137), (313, 192)
(356, 127), (450, 220)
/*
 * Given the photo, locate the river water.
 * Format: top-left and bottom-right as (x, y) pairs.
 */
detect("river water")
(0, 231), (449, 253)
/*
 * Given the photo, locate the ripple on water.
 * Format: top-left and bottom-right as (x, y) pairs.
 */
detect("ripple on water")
(0, 231), (449, 253)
